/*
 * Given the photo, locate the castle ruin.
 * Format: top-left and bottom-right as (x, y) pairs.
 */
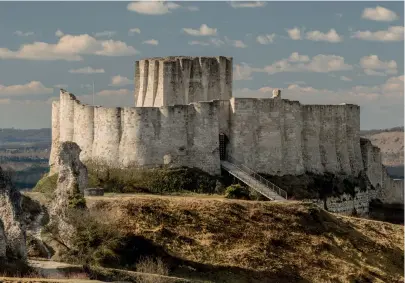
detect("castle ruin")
(49, 56), (404, 212)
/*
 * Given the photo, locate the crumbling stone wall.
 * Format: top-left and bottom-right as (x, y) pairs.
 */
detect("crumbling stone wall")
(360, 138), (404, 204)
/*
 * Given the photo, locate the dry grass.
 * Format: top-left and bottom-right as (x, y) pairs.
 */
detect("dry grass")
(135, 257), (170, 283)
(87, 195), (404, 283)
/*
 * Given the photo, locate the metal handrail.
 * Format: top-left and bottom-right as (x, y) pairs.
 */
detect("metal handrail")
(225, 155), (288, 199)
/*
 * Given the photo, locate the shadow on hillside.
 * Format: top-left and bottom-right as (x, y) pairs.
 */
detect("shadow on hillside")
(89, 234), (310, 283)
(298, 206), (404, 281)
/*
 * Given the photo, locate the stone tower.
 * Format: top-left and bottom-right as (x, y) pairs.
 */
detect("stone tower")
(134, 56), (233, 107)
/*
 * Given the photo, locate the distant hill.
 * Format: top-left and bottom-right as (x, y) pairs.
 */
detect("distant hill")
(361, 127), (404, 167)
(0, 128), (51, 148)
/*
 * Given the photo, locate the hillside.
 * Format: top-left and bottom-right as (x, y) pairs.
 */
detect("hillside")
(79, 194), (404, 283)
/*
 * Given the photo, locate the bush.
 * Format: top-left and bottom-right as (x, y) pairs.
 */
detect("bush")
(43, 208), (123, 266)
(135, 257), (170, 283)
(86, 161), (222, 195)
(32, 173), (58, 199)
(225, 184), (251, 200)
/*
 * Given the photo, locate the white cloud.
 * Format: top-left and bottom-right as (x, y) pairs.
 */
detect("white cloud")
(256, 34), (276, 44)
(127, 1), (180, 15)
(352, 26), (404, 42)
(183, 24), (217, 36)
(14, 31), (34, 37)
(68, 67), (105, 74)
(54, 84), (68, 89)
(109, 75), (133, 86)
(234, 75), (404, 107)
(55, 29), (64, 37)
(188, 41), (210, 46)
(93, 30), (116, 38)
(142, 39), (159, 45)
(340, 76), (352, 81)
(229, 1), (266, 8)
(128, 28), (141, 35)
(264, 53), (352, 74)
(360, 55), (397, 76)
(305, 29), (343, 43)
(97, 89), (131, 96)
(288, 52), (309, 62)
(233, 52), (352, 80)
(362, 6), (398, 22)
(233, 63), (259, 81)
(225, 37), (247, 48)
(0, 33), (139, 61)
(0, 81), (53, 96)
(286, 27), (301, 40)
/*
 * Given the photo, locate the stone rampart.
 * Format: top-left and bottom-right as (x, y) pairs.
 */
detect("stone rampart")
(227, 98), (362, 176)
(50, 90), (221, 175)
(135, 56), (233, 107)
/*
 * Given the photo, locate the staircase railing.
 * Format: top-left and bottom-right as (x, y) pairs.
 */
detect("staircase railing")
(226, 155), (288, 200)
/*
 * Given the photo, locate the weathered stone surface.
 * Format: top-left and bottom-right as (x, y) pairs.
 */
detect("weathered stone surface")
(49, 142), (88, 249)
(0, 167), (27, 260)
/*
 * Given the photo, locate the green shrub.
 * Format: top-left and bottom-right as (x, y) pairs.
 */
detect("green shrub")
(225, 184), (251, 200)
(86, 161), (222, 195)
(32, 173), (58, 198)
(44, 208), (123, 266)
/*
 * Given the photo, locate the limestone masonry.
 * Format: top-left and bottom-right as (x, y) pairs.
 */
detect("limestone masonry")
(49, 55), (404, 209)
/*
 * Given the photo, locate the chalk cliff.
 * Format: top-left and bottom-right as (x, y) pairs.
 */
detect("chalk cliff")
(0, 166), (27, 261)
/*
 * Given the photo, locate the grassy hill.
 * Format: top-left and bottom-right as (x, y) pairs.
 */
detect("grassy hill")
(77, 194), (405, 283)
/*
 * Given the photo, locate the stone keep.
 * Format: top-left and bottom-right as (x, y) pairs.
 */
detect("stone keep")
(49, 55), (404, 204)
(135, 56), (233, 107)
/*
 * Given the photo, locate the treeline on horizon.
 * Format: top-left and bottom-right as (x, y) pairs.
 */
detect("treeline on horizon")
(0, 125), (403, 141)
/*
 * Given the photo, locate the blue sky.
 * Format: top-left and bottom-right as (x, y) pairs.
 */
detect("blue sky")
(0, 1), (403, 129)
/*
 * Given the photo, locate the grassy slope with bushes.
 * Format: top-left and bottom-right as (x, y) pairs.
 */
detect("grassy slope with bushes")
(33, 166), (224, 197)
(83, 195), (404, 283)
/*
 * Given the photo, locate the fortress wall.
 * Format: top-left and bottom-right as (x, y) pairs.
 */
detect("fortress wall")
(360, 138), (382, 188)
(334, 105), (351, 175)
(144, 60), (159, 107)
(346, 105), (363, 175)
(228, 98), (260, 169)
(319, 106), (339, 173)
(49, 101), (60, 174)
(135, 57), (232, 107)
(92, 107), (122, 167)
(59, 90), (75, 142)
(301, 105), (323, 174)
(159, 105), (190, 167)
(73, 102), (94, 162)
(282, 100), (304, 175)
(228, 98), (285, 175)
(119, 107), (159, 166)
(217, 100), (230, 137)
(187, 102), (221, 175)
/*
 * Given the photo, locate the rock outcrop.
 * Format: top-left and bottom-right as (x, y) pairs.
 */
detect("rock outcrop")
(0, 166), (27, 260)
(49, 141), (88, 249)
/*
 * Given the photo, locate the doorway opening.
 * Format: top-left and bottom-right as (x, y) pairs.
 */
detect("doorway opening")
(219, 133), (228, 161)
